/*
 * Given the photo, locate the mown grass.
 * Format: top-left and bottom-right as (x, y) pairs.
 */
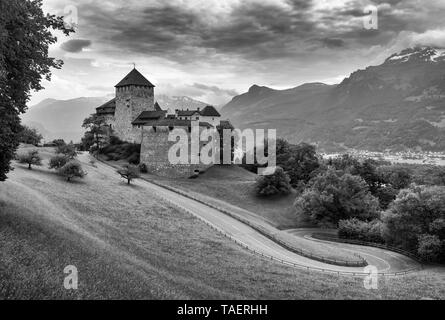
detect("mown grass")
(0, 148), (444, 299)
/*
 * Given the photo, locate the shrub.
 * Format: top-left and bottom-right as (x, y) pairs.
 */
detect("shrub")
(417, 235), (443, 262)
(16, 150), (42, 170)
(49, 155), (69, 170)
(117, 165), (140, 185)
(255, 167), (292, 197)
(58, 161), (87, 182)
(139, 163), (148, 173)
(100, 141), (140, 164)
(338, 218), (384, 243)
(127, 152), (140, 165)
(294, 168), (380, 227)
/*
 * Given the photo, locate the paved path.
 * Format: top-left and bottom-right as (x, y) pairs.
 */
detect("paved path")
(89, 154), (421, 275)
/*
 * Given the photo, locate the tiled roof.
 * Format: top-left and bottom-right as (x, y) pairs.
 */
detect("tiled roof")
(96, 98), (116, 115)
(177, 110), (200, 117)
(154, 101), (163, 111)
(138, 119), (213, 128)
(201, 105), (221, 117)
(132, 110), (167, 125)
(217, 120), (235, 130)
(115, 68), (155, 88)
(176, 106), (221, 117)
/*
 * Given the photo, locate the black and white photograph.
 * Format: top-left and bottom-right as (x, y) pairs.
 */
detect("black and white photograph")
(0, 0), (444, 305)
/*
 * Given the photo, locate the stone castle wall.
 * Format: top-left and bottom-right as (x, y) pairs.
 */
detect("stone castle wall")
(140, 126), (213, 178)
(114, 85), (154, 143)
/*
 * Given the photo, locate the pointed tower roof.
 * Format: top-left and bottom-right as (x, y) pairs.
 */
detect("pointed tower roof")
(154, 101), (162, 111)
(115, 68), (155, 88)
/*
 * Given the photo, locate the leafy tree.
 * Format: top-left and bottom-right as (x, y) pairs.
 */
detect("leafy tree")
(294, 168), (380, 227)
(58, 161), (87, 182)
(18, 125), (43, 146)
(52, 139), (66, 147)
(117, 165), (140, 185)
(378, 165), (412, 190)
(255, 166), (292, 197)
(56, 142), (78, 159)
(17, 150), (42, 170)
(0, 0), (73, 181)
(82, 114), (109, 154)
(382, 185), (445, 261)
(276, 140), (320, 187)
(48, 154), (69, 170)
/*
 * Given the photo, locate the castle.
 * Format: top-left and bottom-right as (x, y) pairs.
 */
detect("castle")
(95, 68), (233, 178)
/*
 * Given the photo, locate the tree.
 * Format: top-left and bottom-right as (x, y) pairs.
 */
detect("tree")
(255, 167), (292, 197)
(294, 168), (380, 227)
(117, 165), (140, 185)
(49, 154), (69, 170)
(276, 140), (320, 187)
(17, 150), (42, 170)
(378, 165), (412, 190)
(0, 0), (73, 181)
(382, 185), (445, 261)
(56, 142), (78, 159)
(18, 125), (43, 146)
(82, 114), (109, 154)
(58, 161), (87, 182)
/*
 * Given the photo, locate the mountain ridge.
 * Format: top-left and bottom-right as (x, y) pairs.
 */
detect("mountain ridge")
(221, 46), (445, 152)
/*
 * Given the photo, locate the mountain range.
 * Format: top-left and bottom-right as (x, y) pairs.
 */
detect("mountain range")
(24, 47), (445, 151)
(22, 95), (208, 143)
(221, 47), (445, 152)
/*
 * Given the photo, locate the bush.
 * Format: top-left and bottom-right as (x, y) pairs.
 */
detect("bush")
(417, 235), (443, 262)
(117, 165), (140, 185)
(16, 150), (42, 170)
(294, 168), (380, 227)
(58, 161), (87, 182)
(255, 167), (292, 197)
(101, 141), (140, 164)
(139, 163), (148, 173)
(338, 218), (384, 243)
(49, 155), (69, 170)
(127, 152), (140, 165)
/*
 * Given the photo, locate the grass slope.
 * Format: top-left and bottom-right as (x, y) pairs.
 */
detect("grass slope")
(0, 148), (444, 299)
(145, 165), (298, 229)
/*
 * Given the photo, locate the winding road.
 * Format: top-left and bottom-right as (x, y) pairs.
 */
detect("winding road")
(90, 154), (422, 276)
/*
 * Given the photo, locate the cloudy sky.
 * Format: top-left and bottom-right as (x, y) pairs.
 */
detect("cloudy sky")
(30, 0), (445, 106)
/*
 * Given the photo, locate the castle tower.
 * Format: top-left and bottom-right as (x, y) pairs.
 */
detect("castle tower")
(113, 68), (155, 142)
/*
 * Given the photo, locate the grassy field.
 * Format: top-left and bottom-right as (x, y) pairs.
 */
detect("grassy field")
(0, 147), (444, 299)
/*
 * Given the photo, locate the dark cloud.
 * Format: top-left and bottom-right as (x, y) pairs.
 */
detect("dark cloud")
(60, 39), (92, 53)
(65, 0), (445, 65)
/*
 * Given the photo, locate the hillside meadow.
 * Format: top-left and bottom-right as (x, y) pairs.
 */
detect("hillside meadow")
(0, 146), (444, 299)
